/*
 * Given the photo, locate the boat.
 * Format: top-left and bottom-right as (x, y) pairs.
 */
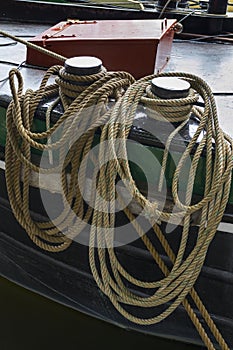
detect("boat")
(0, 15), (233, 350)
(1, 0), (233, 35)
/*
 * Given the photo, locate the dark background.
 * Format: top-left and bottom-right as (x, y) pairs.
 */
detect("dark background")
(0, 276), (204, 350)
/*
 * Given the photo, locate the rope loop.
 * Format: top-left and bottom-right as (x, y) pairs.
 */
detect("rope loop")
(8, 68), (24, 99)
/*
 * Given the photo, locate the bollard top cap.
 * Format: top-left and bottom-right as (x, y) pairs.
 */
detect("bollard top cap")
(151, 77), (190, 99)
(64, 56), (102, 75)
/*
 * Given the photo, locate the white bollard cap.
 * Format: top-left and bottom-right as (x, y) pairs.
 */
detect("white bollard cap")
(64, 56), (102, 75)
(151, 77), (190, 99)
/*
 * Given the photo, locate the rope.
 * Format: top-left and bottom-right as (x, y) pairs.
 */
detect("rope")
(87, 74), (232, 350)
(89, 74), (232, 349)
(5, 66), (135, 251)
(141, 83), (199, 191)
(4, 67), (233, 349)
(142, 84), (198, 122)
(56, 66), (108, 104)
(0, 29), (66, 63)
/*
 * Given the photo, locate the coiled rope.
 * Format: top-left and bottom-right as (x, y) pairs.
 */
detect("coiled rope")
(5, 66), (135, 251)
(4, 67), (233, 350)
(87, 73), (232, 350)
(56, 65), (108, 102)
(142, 83), (199, 191)
(142, 83), (198, 122)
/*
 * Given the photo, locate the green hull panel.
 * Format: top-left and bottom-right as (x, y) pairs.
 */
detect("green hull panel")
(1, 105), (232, 204)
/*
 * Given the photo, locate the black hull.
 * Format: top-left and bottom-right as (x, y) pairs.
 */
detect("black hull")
(1, 0), (233, 35)
(0, 166), (233, 348)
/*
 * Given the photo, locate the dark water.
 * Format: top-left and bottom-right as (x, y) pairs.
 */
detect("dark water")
(0, 276), (204, 350)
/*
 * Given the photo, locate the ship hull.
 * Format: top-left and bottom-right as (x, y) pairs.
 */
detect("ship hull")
(0, 166), (232, 348)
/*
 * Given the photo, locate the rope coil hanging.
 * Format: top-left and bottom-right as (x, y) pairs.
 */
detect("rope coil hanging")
(5, 65), (135, 251)
(4, 65), (233, 350)
(86, 72), (232, 350)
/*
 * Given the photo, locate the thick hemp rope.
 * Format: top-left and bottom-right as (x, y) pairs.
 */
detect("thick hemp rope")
(4, 68), (233, 350)
(86, 73), (232, 349)
(141, 83), (199, 191)
(0, 29), (66, 63)
(5, 66), (135, 251)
